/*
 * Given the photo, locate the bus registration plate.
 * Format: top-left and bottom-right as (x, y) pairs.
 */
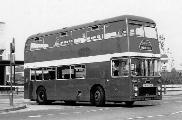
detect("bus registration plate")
(143, 84), (153, 87)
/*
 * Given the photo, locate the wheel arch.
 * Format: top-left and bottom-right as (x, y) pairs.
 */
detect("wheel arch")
(90, 84), (105, 101)
(36, 85), (46, 94)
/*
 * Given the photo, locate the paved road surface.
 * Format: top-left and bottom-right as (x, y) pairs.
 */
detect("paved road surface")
(0, 94), (182, 120)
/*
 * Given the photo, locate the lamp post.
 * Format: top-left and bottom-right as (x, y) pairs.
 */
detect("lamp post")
(9, 38), (15, 106)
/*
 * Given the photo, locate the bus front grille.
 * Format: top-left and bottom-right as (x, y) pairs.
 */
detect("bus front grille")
(139, 87), (157, 96)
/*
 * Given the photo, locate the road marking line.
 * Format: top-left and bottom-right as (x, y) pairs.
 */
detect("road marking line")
(73, 112), (81, 114)
(156, 114), (164, 117)
(59, 113), (68, 115)
(147, 116), (153, 118)
(171, 112), (176, 115)
(28, 115), (42, 118)
(0, 112), (8, 114)
(90, 109), (97, 112)
(98, 108), (103, 111)
(128, 118), (134, 120)
(175, 111), (180, 114)
(135, 116), (144, 119)
(47, 114), (54, 116)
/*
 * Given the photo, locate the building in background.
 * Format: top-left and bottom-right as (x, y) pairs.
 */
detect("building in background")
(0, 21), (24, 86)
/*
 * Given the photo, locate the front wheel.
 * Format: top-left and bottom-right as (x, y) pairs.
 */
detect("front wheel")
(37, 87), (47, 105)
(91, 86), (105, 106)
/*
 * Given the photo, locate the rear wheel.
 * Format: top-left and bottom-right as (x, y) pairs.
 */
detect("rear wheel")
(91, 86), (105, 106)
(37, 87), (47, 105)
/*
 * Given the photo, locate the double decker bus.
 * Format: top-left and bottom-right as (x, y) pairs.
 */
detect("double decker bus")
(24, 15), (162, 106)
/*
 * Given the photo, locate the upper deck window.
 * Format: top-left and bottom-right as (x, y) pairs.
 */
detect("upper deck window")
(129, 21), (157, 39)
(90, 25), (99, 31)
(144, 25), (157, 39)
(60, 32), (68, 37)
(72, 28), (87, 44)
(105, 21), (126, 39)
(87, 25), (103, 42)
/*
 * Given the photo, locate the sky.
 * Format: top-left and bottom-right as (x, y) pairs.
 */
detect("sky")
(0, 0), (182, 69)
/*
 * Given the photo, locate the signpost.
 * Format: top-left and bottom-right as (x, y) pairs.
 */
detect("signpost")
(9, 38), (15, 106)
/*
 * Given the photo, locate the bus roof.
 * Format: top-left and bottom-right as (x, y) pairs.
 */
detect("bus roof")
(28, 15), (155, 39)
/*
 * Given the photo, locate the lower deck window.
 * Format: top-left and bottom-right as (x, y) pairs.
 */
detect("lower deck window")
(30, 67), (56, 81)
(57, 64), (86, 79)
(43, 67), (56, 80)
(57, 65), (70, 79)
(35, 68), (43, 80)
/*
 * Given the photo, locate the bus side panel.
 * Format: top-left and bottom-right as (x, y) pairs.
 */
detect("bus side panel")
(105, 77), (131, 101)
(55, 77), (91, 101)
(69, 79), (90, 101)
(101, 61), (132, 102)
(25, 37), (128, 63)
(86, 62), (109, 101)
(24, 68), (33, 99)
(55, 80), (73, 100)
(95, 61), (131, 101)
(35, 80), (56, 100)
(60, 62), (109, 102)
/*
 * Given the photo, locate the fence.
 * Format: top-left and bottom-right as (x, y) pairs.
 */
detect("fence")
(0, 86), (24, 94)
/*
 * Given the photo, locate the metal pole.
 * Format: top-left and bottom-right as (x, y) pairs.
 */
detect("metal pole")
(13, 65), (15, 84)
(9, 43), (14, 106)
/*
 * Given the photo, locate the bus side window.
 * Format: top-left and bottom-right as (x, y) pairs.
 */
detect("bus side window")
(57, 65), (70, 79)
(35, 68), (43, 80)
(31, 69), (36, 80)
(111, 58), (129, 77)
(112, 60), (119, 76)
(43, 67), (56, 80)
(74, 65), (86, 79)
(105, 21), (126, 39)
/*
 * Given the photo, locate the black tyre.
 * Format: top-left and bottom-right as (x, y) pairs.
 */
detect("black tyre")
(91, 86), (105, 106)
(125, 101), (134, 106)
(36, 87), (47, 105)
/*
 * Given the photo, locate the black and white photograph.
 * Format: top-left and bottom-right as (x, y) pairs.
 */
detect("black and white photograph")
(0, 0), (182, 119)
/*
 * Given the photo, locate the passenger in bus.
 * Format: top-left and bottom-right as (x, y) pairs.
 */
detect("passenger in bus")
(120, 61), (129, 76)
(112, 61), (119, 76)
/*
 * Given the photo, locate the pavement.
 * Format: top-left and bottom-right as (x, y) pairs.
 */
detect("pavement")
(0, 93), (27, 113)
(0, 90), (182, 113)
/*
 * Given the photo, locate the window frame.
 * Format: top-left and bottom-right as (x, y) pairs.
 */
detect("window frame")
(111, 57), (130, 78)
(56, 64), (86, 80)
(130, 57), (161, 77)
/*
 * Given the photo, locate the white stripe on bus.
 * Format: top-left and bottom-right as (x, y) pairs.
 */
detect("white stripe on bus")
(24, 52), (160, 68)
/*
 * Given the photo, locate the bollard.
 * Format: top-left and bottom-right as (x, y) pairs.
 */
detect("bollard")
(16, 87), (19, 95)
(9, 92), (14, 106)
(164, 86), (166, 94)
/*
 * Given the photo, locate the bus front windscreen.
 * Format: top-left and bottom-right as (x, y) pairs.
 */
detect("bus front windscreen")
(129, 21), (157, 39)
(131, 57), (160, 77)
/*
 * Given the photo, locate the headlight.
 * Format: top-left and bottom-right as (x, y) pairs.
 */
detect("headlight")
(157, 86), (161, 91)
(134, 86), (138, 91)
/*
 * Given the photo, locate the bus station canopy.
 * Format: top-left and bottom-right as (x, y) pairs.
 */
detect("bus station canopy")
(0, 60), (24, 66)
